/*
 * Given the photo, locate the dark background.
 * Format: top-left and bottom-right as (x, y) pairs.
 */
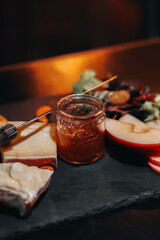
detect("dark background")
(0, 0), (160, 67)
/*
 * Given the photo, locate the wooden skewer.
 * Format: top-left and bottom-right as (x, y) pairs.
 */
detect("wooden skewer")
(82, 75), (117, 94)
(9, 75), (118, 129)
(0, 75), (117, 145)
(27, 75), (117, 123)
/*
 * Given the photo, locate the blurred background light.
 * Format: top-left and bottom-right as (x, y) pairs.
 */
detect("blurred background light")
(0, 0), (159, 66)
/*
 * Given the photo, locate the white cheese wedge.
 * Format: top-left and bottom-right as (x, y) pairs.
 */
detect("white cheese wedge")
(0, 162), (53, 216)
(0, 121), (57, 168)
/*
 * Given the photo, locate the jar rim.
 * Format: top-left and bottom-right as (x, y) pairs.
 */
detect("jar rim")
(57, 94), (105, 120)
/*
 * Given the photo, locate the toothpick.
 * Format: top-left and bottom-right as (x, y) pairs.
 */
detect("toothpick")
(82, 75), (117, 94)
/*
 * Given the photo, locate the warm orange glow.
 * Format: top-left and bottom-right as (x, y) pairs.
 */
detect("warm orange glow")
(29, 50), (109, 97)
(0, 38), (160, 104)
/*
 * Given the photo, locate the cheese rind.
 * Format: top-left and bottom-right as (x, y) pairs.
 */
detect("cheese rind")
(0, 162), (53, 216)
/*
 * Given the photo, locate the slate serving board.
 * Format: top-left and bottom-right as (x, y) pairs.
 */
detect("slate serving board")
(1, 96), (160, 239)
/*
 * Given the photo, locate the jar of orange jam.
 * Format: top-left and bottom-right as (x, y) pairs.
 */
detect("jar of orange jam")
(56, 94), (106, 165)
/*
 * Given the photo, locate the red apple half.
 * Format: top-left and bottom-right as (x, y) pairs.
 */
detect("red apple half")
(105, 118), (160, 155)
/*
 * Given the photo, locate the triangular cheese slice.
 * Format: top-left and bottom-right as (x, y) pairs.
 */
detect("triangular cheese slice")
(0, 121), (57, 168)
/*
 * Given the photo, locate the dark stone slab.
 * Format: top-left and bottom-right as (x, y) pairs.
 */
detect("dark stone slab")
(0, 97), (160, 239)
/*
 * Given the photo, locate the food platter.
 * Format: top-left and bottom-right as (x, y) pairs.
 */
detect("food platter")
(1, 38), (160, 239)
(1, 93), (160, 240)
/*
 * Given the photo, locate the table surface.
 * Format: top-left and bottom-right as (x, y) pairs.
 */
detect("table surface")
(1, 38), (160, 240)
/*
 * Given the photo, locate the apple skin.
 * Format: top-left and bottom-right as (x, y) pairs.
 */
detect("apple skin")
(105, 134), (146, 166)
(105, 129), (160, 156)
(147, 156), (160, 167)
(148, 161), (160, 174)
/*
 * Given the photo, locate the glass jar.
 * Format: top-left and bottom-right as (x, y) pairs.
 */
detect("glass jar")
(56, 94), (106, 165)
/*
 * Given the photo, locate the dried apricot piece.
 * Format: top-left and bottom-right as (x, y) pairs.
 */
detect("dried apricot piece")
(0, 115), (8, 126)
(40, 166), (54, 172)
(108, 90), (130, 105)
(36, 105), (52, 123)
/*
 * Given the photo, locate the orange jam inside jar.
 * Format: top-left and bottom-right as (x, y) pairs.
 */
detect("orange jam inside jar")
(56, 94), (106, 165)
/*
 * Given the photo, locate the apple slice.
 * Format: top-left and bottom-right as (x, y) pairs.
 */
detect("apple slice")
(105, 118), (160, 155)
(147, 156), (160, 166)
(146, 120), (160, 129)
(119, 114), (149, 133)
(148, 162), (160, 174)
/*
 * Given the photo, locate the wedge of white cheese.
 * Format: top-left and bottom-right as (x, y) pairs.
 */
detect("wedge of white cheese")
(0, 162), (53, 216)
(0, 121), (57, 168)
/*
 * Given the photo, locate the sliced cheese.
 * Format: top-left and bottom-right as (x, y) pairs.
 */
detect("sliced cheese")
(0, 162), (53, 216)
(1, 121), (57, 168)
